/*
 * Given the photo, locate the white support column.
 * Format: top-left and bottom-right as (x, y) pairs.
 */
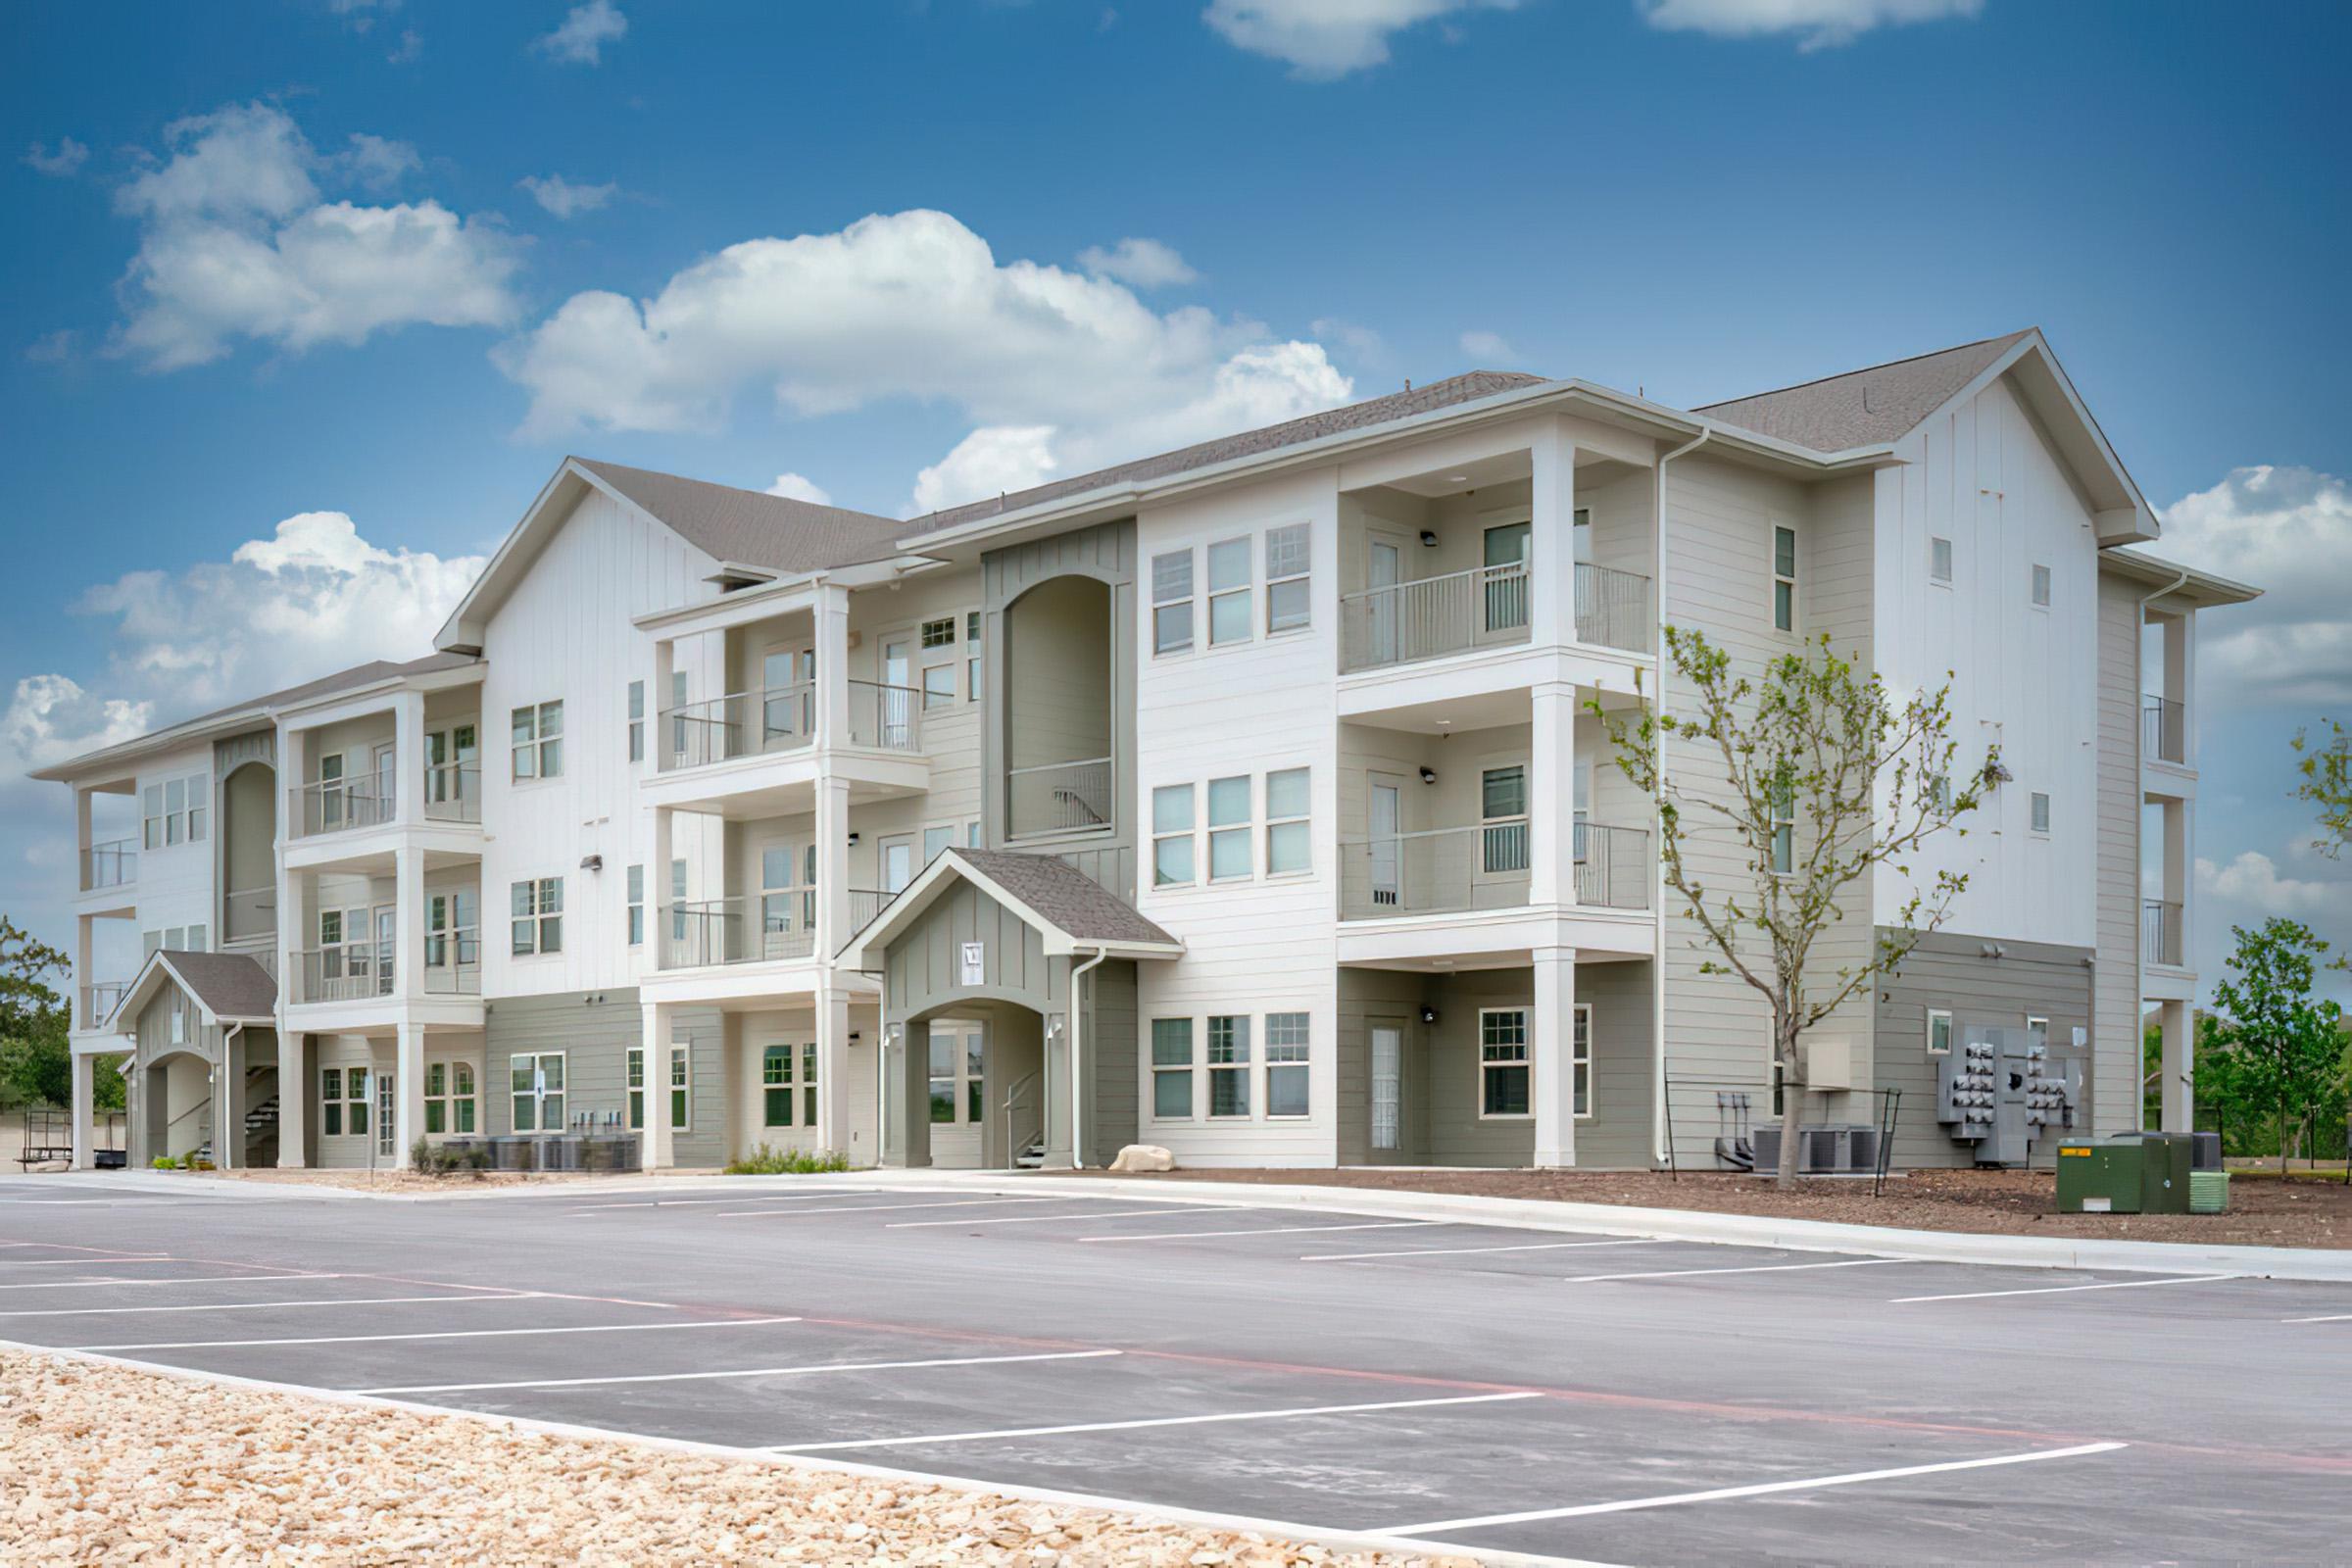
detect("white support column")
(393, 1022), (427, 1168)
(651, 636), (676, 774)
(1532, 945), (1579, 1167)
(813, 583), (851, 749)
(1528, 421), (1579, 648)
(74, 914), (93, 1031)
(815, 776), (850, 961)
(395, 845), (426, 1000)
(392, 690), (426, 826)
(815, 984), (852, 1157)
(640, 1002), (674, 1169)
(277, 722), (308, 999)
(70, 1052), (95, 1170)
(2159, 999), (2193, 1133)
(276, 1031), (308, 1166)
(74, 787), (92, 893)
(649, 806), (674, 971)
(1529, 681), (1579, 907)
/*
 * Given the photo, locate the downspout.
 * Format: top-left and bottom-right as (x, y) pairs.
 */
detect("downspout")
(221, 1022), (244, 1168)
(2132, 567), (2191, 1131)
(1067, 945), (1110, 1168)
(1650, 427), (1710, 1166)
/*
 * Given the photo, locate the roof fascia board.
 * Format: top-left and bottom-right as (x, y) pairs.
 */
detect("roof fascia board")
(275, 662), (483, 728)
(29, 710), (270, 784)
(1916, 333), (2157, 541)
(2098, 547), (2261, 605)
(631, 577), (822, 635)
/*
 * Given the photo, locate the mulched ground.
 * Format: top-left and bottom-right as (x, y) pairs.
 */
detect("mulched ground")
(1066, 1165), (2352, 1250)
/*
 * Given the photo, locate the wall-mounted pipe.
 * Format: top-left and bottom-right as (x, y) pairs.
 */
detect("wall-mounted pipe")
(1650, 427), (1710, 1166)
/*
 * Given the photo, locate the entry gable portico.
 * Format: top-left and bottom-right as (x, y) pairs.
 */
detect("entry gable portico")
(99, 950), (278, 1170)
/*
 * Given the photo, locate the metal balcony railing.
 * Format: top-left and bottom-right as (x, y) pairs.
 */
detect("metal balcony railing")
(1007, 757), (1113, 838)
(80, 981), (129, 1031)
(2142, 899), (2184, 968)
(81, 838), (136, 892)
(290, 780), (394, 838)
(421, 762), (481, 823)
(658, 683), (816, 772)
(660, 896), (820, 969)
(2142, 696), (2186, 765)
(847, 888), (900, 933)
(1573, 562), (1654, 654)
(1340, 560), (1530, 672)
(223, 886), (275, 942)
(1572, 821), (1652, 910)
(292, 945), (395, 1004)
(1339, 818), (1651, 919)
(847, 679), (923, 752)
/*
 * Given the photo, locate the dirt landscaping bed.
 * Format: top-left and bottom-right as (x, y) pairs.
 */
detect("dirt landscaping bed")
(1069, 1166), (2352, 1250)
(0, 1349), (1465, 1568)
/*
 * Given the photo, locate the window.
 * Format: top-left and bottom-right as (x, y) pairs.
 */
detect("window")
(2026, 1015), (2049, 1051)
(447, 1062), (476, 1134)
(510, 1052), (564, 1134)
(1151, 1017), (1194, 1119)
(1152, 550), (1194, 655)
(1265, 524), (1310, 634)
(1207, 1015), (1250, 1117)
(1207, 538), (1251, 646)
(1480, 1008), (1530, 1117)
(628, 680), (645, 762)
(142, 774), (208, 849)
(965, 611), (984, 702)
(627, 863), (645, 947)
(669, 1043), (690, 1131)
(670, 859), (688, 946)
(510, 877), (563, 956)
(625, 1047), (645, 1130)
(426, 891), (477, 975)
(1772, 525), (1797, 632)
(920, 616), (956, 649)
(1481, 765), (1529, 874)
(762, 1042), (818, 1128)
(922, 662), (956, 711)
(923, 824), (956, 864)
(512, 700), (564, 780)
(1927, 1007), (1953, 1056)
(1266, 1012), (1309, 1118)
(1206, 775), (1251, 881)
(1573, 1004), (1592, 1119)
(1152, 784), (1196, 887)
(2031, 564), (2052, 608)
(423, 1062), (449, 1134)
(760, 846), (802, 953)
(1769, 779), (1795, 876)
(186, 777), (207, 843)
(145, 923), (208, 956)
(2031, 791), (2052, 835)
(1265, 768), (1310, 876)
(926, 1027), (983, 1125)
(1930, 536), (1954, 585)
(320, 1065), (368, 1138)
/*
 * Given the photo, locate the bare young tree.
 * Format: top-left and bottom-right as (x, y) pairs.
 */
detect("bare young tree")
(1597, 629), (1997, 1190)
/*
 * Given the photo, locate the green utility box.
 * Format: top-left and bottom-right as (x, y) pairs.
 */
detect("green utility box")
(2055, 1133), (2194, 1214)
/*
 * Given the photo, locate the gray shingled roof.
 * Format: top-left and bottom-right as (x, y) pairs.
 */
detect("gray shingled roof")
(950, 849), (1178, 948)
(906, 371), (1550, 535)
(155, 950), (277, 1021)
(1694, 329), (2035, 453)
(573, 458), (906, 574)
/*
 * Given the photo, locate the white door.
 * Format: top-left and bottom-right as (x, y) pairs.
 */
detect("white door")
(1369, 540), (1400, 664)
(879, 835), (914, 895)
(926, 1020), (985, 1169)
(881, 637), (913, 747)
(1370, 1025), (1402, 1152)
(761, 646), (814, 746)
(371, 742), (397, 822)
(373, 906), (397, 996)
(1369, 779), (1402, 909)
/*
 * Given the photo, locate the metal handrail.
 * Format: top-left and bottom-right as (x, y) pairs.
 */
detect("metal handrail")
(80, 981), (130, 1031)
(1572, 821), (1652, 910)
(1001, 1068), (1039, 1173)
(291, 945), (395, 1004)
(2142, 898), (2184, 967)
(846, 887), (899, 932)
(1007, 756), (1114, 838)
(82, 838), (136, 891)
(2142, 696), (2186, 765)
(660, 895), (819, 968)
(657, 683), (816, 771)
(1337, 817), (1652, 917)
(421, 762), (481, 822)
(289, 779), (394, 838)
(847, 679), (924, 752)
(223, 886), (274, 941)
(1573, 561), (1653, 653)
(1340, 560), (1530, 671)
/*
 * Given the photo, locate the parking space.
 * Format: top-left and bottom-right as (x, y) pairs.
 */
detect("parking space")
(4, 1177), (2347, 1564)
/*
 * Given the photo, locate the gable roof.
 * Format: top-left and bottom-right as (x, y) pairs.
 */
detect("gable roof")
(569, 458), (906, 575)
(906, 371), (1549, 536)
(1694, 329), (2037, 453)
(115, 949), (277, 1033)
(839, 846), (1180, 968)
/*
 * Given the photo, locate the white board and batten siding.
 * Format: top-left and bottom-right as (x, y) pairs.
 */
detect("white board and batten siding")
(1132, 466), (1342, 1166)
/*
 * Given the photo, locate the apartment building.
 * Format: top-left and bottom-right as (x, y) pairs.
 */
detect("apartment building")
(37, 328), (2257, 1175)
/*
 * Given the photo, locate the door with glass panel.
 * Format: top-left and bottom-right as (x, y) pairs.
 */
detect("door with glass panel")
(371, 742), (397, 826)
(925, 1019), (986, 1169)
(878, 834), (915, 896)
(761, 645), (815, 749)
(424, 723), (477, 816)
(1369, 1022), (1405, 1156)
(425, 890), (477, 993)
(1368, 776), (1403, 911)
(1368, 538), (1401, 664)
(760, 841), (815, 959)
(1482, 520), (1531, 636)
(880, 637), (914, 748)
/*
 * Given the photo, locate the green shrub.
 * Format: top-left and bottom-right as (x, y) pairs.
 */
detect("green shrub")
(149, 1153), (180, 1170)
(411, 1138), (494, 1177)
(724, 1145), (851, 1175)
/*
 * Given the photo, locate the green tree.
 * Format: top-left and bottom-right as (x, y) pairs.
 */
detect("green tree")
(2292, 717), (2350, 858)
(1598, 629), (1993, 1190)
(2196, 919), (2347, 1174)
(0, 917), (74, 1109)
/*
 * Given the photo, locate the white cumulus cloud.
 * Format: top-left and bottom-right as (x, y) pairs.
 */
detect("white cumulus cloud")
(0, 676), (152, 775)
(1637, 0), (1982, 50)
(2155, 466), (2352, 709)
(912, 427), (1059, 516)
(517, 173), (617, 220)
(763, 472), (833, 506)
(1204, 0), (1520, 77)
(2196, 849), (2352, 922)
(24, 137), (89, 176)
(493, 208), (1353, 514)
(1077, 237), (1198, 289)
(109, 102), (521, 371)
(536, 0), (626, 65)
(1459, 328), (1516, 363)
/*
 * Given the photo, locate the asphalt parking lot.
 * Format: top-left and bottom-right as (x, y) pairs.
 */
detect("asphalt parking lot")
(3, 1174), (2348, 1565)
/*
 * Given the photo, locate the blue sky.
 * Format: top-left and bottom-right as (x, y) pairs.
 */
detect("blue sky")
(4, 0), (2348, 999)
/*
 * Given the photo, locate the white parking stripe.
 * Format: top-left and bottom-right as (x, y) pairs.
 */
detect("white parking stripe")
(1891, 1274), (2238, 1304)
(79, 1316), (807, 1351)
(887, 1204), (1252, 1230)
(0, 1271), (332, 1293)
(564, 1191), (878, 1214)
(0, 1255), (174, 1267)
(766, 1392), (1544, 1453)
(711, 1197), (1066, 1220)
(1560, 1258), (1904, 1284)
(1080, 1221), (1438, 1245)
(1302, 1239), (1658, 1262)
(358, 1348), (1120, 1396)
(0, 1291), (538, 1319)
(1386, 1442), (2129, 1535)
(2286, 1313), (2352, 1324)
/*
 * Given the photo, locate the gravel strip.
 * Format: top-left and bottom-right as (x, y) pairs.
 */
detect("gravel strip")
(0, 1349), (1476, 1567)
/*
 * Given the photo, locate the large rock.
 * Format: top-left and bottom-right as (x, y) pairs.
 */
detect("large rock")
(1108, 1144), (1176, 1173)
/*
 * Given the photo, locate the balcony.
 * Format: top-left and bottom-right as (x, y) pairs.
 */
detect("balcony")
(848, 887), (900, 933)
(847, 680), (923, 753)
(289, 781), (394, 839)
(2143, 697), (2186, 766)
(1339, 819), (1649, 920)
(223, 886), (275, 943)
(1338, 561), (1651, 673)
(1008, 757), (1114, 839)
(2142, 898), (2184, 968)
(81, 838), (136, 893)
(292, 946), (393, 1004)
(79, 980), (129, 1032)
(660, 896), (819, 970)
(659, 683), (814, 771)
(421, 763), (481, 823)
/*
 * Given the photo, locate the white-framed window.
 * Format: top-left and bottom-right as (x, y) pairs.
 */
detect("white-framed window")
(1151, 1017), (1194, 1119)
(923, 823), (956, 864)
(510, 877), (563, 956)
(512, 700), (564, 780)
(2031, 563), (2052, 608)
(1207, 1014), (1250, 1117)
(510, 1052), (564, 1134)
(1769, 778), (1795, 876)
(2031, 790), (2051, 835)
(628, 680), (645, 762)
(625, 1046), (646, 1130)
(1772, 525), (1797, 632)
(1481, 764), (1529, 875)
(965, 611), (984, 703)
(1927, 1006), (1953, 1055)
(1266, 1011), (1309, 1118)
(920, 615), (956, 650)
(1479, 1007), (1530, 1118)
(1152, 550), (1194, 655)
(1930, 536), (1954, 586)
(1207, 537), (1251, 646)
(144, 923), (208, 956)
(320, 1064), (368, 1138)
(1152, 784), (1196, 887)
(1573, 1003), (1592, 1119)
(1264, 523), (1310, 634)
(1265, 767), (1310, 877)
(142, 774), (208, 849)
(626, 863), (645, 947)
(1206, 775), (1251, 881)
(425, 890), (477, 976)
(966, 818), (983, 848)
(668, 1042), (690, 1131)
(925, 1023), (985, 1126)
(424, 1060), (476, 1135)
(762, 1041), (818, 1128)
(920, 639), (956, 710)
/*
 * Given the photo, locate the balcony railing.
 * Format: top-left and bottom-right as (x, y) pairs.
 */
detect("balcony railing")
(1340, 561), (1529, 672)
(2142, 696), (2186, 765)
(421, 762), (481, 823)
(847, 679), (923, 752)
(658, 683), (816, 772)
(223, 886), (275, 942)
(80, 981), (130, 1031)
(292, 945), (395, 1004)
(422, 951), (482, 996)
(81, 838), (136, 893)
(1008, 757), (1114, 838)
(660, 896), (820, 969)
(1574, 562), (1654, 654)
(1339, 818), (1651, 919)
(290, 780), (394, 838)
(847, 887), (900, 934)
(2142, 899), (2184, 968)
(1572, 822), (1651, 910)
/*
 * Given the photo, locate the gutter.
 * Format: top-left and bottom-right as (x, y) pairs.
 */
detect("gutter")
(1066, 946), (1110, 1169)
(1649, 426), (1710, 1166)
(2132, 567), (2191, 1131)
